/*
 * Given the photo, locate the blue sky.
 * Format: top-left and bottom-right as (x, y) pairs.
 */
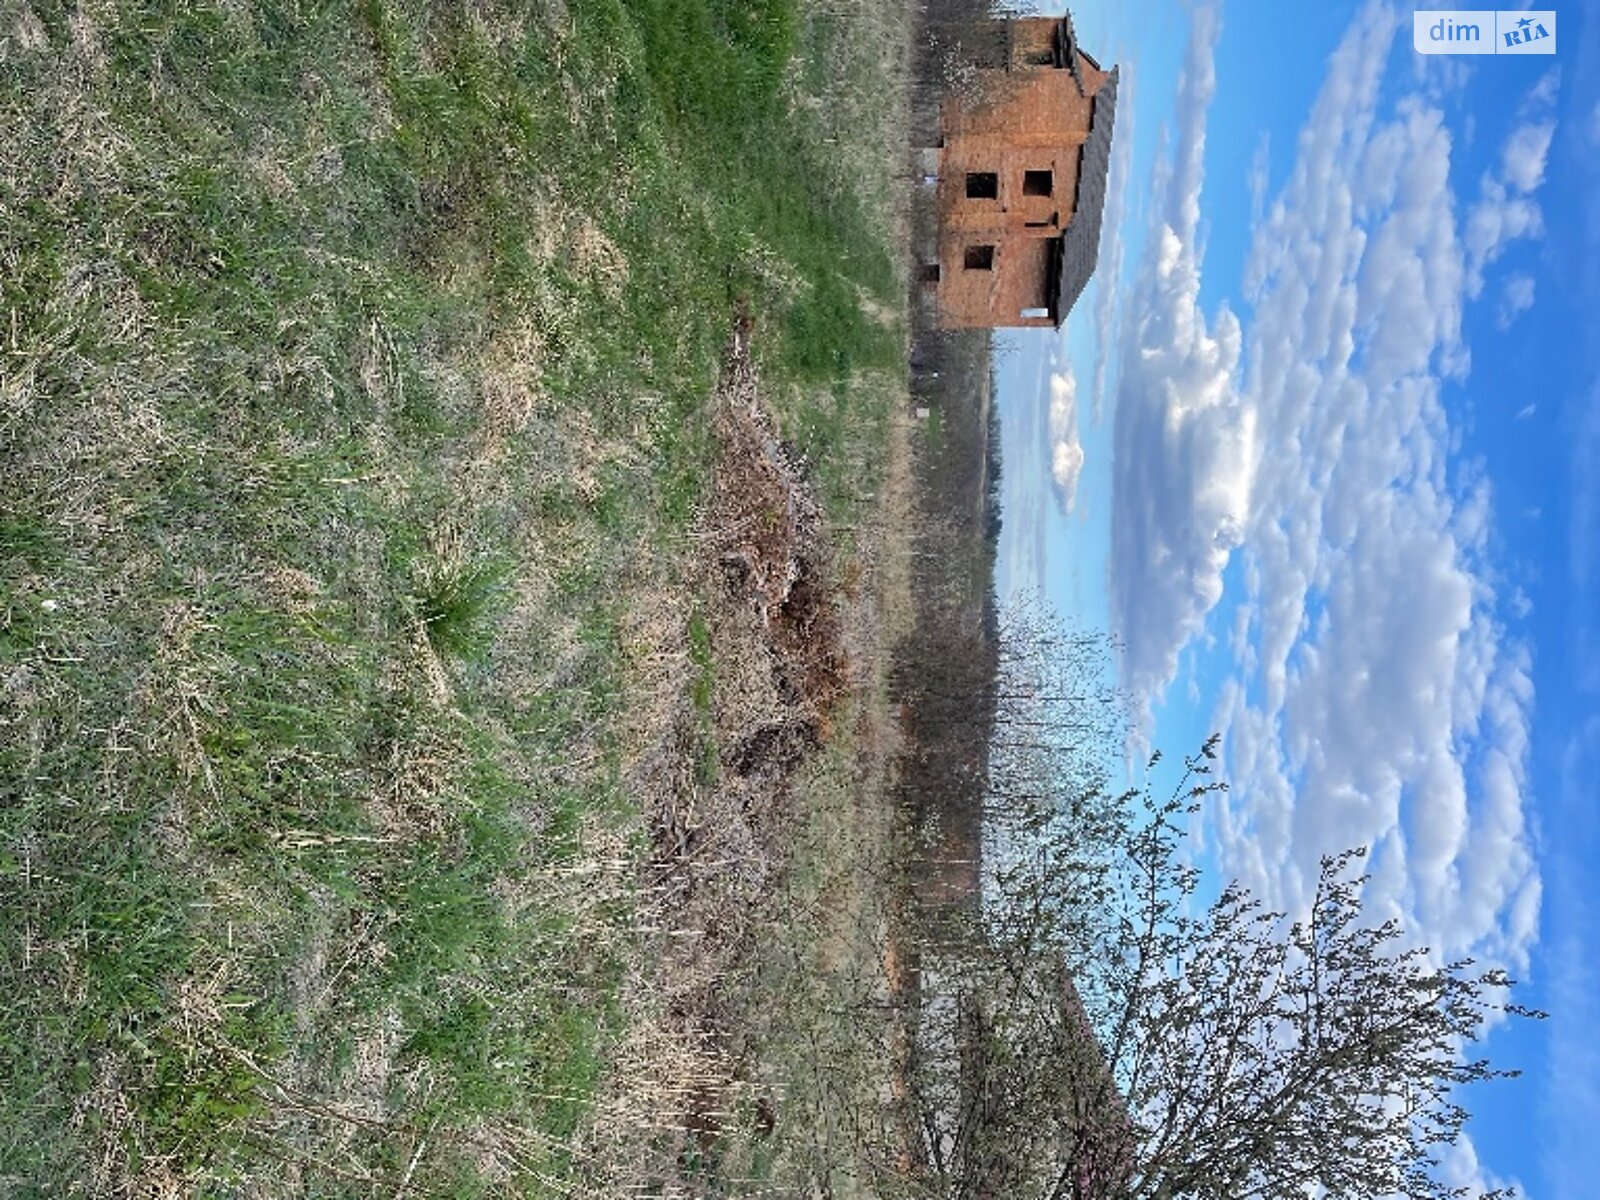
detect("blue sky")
(993, 2), (1600, 1195)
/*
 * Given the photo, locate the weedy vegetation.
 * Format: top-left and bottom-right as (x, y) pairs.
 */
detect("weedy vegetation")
(0, 0), (910, 1194)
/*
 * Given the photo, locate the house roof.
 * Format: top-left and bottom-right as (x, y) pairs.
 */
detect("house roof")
(1054, 63), (1118, 324)
(1059, 13), (1088, 96)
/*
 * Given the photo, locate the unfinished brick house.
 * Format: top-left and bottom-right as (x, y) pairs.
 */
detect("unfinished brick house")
(925, 12), (1118, 329)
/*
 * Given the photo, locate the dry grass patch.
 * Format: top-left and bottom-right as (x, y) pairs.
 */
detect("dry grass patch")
(575, 322), (915, 1196)
(2, 0), (908, 1192)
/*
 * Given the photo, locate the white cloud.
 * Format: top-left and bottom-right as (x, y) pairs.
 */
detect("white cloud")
(1247, 131), (1270, 229)
(1501, 119), (1554, 192)
(1523, 65), (1560, 112)
(1109, 0), (1543, 995)
(1463, 73), (1561, 295)
(1464, 175), (1544, 297)
(1438, 1134), (1521, 1200)
(1412, 52), (1474, 102)
(1497, 272), (1536, 329)
(1109, 2), (1254, 717)
(1092, 62), (1136, 425)
(1225, 7), (1538, 965)
(1048, 365), (1085, 513)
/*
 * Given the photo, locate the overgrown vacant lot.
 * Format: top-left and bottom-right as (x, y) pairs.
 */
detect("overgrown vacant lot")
(1, 1), (909, 1194)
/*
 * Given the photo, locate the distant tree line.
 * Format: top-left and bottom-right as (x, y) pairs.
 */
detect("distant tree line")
(911, 0), (1021, 146)
(893, 320), (1004, 912)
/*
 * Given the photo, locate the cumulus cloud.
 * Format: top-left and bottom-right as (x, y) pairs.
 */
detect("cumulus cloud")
(1463, 175), (1544, 297)
(1497, 272), (1536, 329)
(1109, 2), (1255, 716)
(1464, 74), (1560, 295)
(1501, 119), (1554, 192)
(1109, 0), (1544, 1006)
(1227, 6), (1537, 964)
(1048, 365), (1085, 513)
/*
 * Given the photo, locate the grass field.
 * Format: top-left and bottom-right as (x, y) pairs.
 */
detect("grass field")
(0, 1), (909, 1193)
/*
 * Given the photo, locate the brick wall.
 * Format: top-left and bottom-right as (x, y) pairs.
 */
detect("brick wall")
(928, 19), (1112, 329)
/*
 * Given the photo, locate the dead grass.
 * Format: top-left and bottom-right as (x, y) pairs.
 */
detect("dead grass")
(1, 0), (911, 1192)
(583, 325), (848, 1182)
(573, 320), (918, 1197)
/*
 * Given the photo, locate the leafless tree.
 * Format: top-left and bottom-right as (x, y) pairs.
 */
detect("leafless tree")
(899, 734), (1543, 1200)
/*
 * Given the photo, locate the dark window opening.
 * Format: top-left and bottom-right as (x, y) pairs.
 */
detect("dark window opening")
(964, 245), (995, 271)
(1023, 170), (1054, 197)
(921, 262), (941, 283)
(965, 172), (999, 200)
(1028, 49), (1054, 65)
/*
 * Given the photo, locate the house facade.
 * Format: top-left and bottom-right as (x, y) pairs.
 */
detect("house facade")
(926, 14), (1118, 329)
